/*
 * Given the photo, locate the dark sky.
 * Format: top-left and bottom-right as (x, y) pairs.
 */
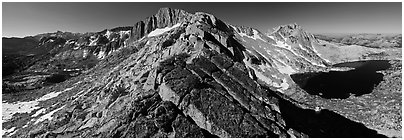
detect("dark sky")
(3, 2), (402, 37)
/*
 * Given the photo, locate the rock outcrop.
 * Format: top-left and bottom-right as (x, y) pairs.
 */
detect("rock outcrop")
(131, 8), (191, 40)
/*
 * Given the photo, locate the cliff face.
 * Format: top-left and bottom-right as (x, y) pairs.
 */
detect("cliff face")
(2, 8), (387, 138)
(131, 8), (191, 40)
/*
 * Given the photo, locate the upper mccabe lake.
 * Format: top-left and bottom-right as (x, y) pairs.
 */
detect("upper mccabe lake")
(291, 60), (391, 99)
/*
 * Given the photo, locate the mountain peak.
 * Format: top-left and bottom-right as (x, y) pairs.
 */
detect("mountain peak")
(267, 23), (319, 44)
(270, 23), (302, 35)
(156, 7), (188, 17)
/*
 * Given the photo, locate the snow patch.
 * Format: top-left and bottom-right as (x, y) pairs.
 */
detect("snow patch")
(83, 49), (89, 58)
(145, 40), (151, 45)
(97, 51), (106, 59)
(258, 63), (271, 71)
(39, 87), (74, 101)
(274, 49), (291, 62)
(63, 68), (81, 72)
(251, 47), (297, 75)
(104, 30), (113, 39)
(274, 38), (326, 67)
(279, 33), (288, 42)
(2, 101), (40, 122)
(229, 25), (238, 31)
(148, 23), (181, 37)
(244, 59), (273, 85)
(253, 29), (266, 42)
(298, 44), (310, 54)
(238, 29), (266, 42)
(267, 35), (275, 40)
(276, 62), (296, 74)
(254, 50), (274, 66)
(2, 87), (74, 122)
(32, 108), (46, 117)
(280, 78), (289, 90)
(89, 36), (98, 46)
(34, 105), (65, 124)
(254, 65), (284, 89)
(2, 127), (16, 136)
(256, 70), (278, 87)
(274, 39), (293, 51)
(65, 40), (76, 45)
(119, 30), (130, 38)
(243, 56), (284, 89)
(8, 129), (17, 136)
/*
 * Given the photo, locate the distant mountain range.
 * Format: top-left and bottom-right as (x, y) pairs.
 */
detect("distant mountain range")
(314, 33), (402, 48)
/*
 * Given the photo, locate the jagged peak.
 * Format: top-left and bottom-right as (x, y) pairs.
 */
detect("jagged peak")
(230, 24), (263, 37)
(194, 11), (215, 17)
(270, 23), (303, 35)
(156, 7), (189, 16)
(155, 7), (226, 27)
(97, 26), (132, 35)
(267, 23), (319, 43)
(157, 7), (172, 12)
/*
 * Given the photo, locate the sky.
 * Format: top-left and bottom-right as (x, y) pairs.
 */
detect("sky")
(2, 2), (402, 37)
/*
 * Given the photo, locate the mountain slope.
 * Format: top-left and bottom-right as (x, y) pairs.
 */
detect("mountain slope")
(230, 23), (331, 99)
(2, 23), (132, 93)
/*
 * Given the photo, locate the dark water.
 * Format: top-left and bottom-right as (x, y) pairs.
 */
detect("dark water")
(291, 60), (391, 99)
(45, 71), (81, 84)
(261, 86), (386, 137)
(45, 74), (69, 83)
(278, 96), (386, 137)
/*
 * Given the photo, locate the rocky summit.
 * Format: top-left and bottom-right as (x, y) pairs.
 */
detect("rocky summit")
(2, 7), (400, 138)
